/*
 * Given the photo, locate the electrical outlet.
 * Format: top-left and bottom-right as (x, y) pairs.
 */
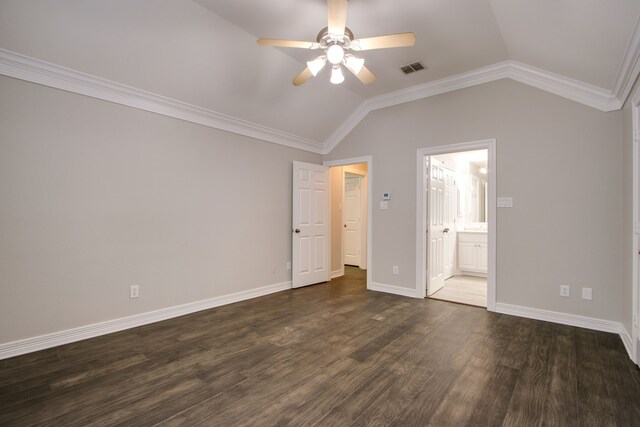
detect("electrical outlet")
(560, 285), (570, 297)
(581, 287), (592, 300)
(286, 261), (291, 271)
(130, 285), (139, 299)
(393, 266), (399, 275)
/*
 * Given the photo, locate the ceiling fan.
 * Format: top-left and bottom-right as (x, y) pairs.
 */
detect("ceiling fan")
(257, 0), (416, 86)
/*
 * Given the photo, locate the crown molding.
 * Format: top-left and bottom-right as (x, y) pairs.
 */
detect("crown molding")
(322, 60), (621, 154)
(0, 49), (324, 154)
(613, 17), (640, 108)
(1, 44), (637, 156)
(507, 61), (617, 111)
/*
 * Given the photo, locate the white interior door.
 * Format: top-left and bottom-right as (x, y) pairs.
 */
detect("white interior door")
(443, 168), (456, 279)
(344, 173), (362, 267)
(292, 161), (330, 288)
(427, 157), (446, 295)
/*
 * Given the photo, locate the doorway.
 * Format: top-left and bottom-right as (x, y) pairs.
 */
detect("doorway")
(343, 169), (367, 269)
(324, 157), (372, 288)
(426, 149), (488, 307)
(416, 140), (496, 311)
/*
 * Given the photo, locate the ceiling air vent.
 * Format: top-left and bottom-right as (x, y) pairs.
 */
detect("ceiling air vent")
(400, 61), (426, 75)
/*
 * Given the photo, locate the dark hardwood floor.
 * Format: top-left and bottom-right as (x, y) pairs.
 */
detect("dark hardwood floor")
(1, 267), (640, 426)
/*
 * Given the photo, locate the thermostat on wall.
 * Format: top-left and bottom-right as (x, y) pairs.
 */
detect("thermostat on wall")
(383, 193), (391, 200)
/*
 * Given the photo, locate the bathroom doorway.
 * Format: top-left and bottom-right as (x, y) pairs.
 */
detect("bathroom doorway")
(416, 140), (496, 310)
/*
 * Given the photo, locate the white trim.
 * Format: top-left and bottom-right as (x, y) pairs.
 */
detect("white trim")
(613, 17), (640, 107)
(1, 48), (634, 157)
(507, 61), (617, 111)
(621, 328), (634, 360)
(323, 156), (373, 291)
(416, 140), (497, 311)
(323, 61), (623, 154)
(0, 49), (324, 154)
(496, 303), (627, 335)
(0, 281), (291, 360)
(369, 282), (420, 299)
(331, 268), (345, 279)
(632, 85), (640, 364)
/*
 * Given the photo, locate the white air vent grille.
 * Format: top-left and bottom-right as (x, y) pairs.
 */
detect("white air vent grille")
(401, 61), (426, 74)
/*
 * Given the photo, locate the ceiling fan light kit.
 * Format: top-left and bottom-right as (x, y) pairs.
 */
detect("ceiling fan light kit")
(330, 66), (345, 84)
(257, 0), (416, 86)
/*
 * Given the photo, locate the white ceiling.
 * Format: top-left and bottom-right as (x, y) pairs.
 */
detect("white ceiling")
(0, 0), (639, 150)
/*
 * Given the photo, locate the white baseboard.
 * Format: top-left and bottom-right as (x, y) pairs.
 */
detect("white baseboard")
(496, 302), (628, 339)
(620, 328), (634, 360)
(0, 281), (292, 360)
(331, 268), (344, 279)
(496, 303), (636, 362)
(369, 282), (420, 298)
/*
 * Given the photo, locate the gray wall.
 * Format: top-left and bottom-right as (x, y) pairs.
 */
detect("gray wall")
(325, 79), (624, 322)
(0, 75), (319, 343)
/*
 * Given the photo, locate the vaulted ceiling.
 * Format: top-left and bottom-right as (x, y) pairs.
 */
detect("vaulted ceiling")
(0, 0), (639, 153)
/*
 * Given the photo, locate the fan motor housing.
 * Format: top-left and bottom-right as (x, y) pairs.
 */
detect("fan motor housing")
(316, 26), (355, 43)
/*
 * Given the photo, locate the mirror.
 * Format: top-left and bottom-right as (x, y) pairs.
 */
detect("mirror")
(468, 161), (488, 223)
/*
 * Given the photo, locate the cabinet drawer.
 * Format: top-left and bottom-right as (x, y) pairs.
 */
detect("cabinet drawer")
(457, 232), (487, 244)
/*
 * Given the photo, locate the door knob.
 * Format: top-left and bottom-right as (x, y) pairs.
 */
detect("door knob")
(443, 227), (450, 233)
(294, 228), (300, 233)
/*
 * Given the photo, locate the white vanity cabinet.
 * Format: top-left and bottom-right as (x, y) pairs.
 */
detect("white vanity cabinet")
(457, 231), (487, 273)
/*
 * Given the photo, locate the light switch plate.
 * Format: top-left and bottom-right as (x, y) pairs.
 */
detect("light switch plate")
(497, 197), (513, 208)
(582, 287), (593, 300)
(380, 201), (389, 210)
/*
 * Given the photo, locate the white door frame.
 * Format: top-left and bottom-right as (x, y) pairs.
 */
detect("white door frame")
(324, 156), (373, 290)
(416, 140), (497, 311)
(631, 87), (640, 364)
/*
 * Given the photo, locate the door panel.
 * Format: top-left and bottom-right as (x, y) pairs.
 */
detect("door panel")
(293, 162), (329, 288)
(344, 174), (362, 266)
(427, 158), (446, 295)
(443, 168), (456, 279)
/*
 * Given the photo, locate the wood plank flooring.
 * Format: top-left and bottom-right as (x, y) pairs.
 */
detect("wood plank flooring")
(1, 267), (639, 426)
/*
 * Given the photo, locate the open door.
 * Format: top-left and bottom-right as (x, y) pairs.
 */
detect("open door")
(427, 157), (446, 295)
(443, 167), (456, 279)
(292, 161), (330, 288)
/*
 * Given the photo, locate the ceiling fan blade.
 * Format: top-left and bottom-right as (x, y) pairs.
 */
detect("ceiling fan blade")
(257, 38), (317, 49)
(351, 65), (376, 85)
(327, 0), (348, 36)
(353, 33), (416, 50)
(292, 67), (313, 86)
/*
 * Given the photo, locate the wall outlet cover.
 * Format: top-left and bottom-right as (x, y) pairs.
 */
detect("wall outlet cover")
(130, 285), (139, 299)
